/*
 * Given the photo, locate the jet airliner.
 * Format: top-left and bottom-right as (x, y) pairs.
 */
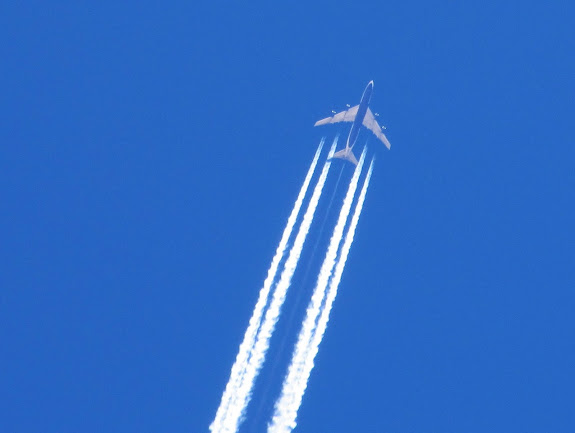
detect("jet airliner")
(314, 80), (390, 165)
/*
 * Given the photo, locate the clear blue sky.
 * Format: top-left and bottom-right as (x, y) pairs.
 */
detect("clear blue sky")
(1, 1), (574, 432)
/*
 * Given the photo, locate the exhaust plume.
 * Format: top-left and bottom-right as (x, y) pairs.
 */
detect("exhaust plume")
(210, 139), (325, 433)
(215, 138), (337, 433)
(268, 151), (369, 433)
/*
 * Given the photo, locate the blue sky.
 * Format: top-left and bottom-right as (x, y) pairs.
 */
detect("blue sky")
(1, 1), (574, 432)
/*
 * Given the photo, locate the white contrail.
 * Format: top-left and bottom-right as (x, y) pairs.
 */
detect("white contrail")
(210, 139), (325, 433)
(216, 138), (338, 433)
(296, 158), (374, 430)
(268, 151), (369, 433)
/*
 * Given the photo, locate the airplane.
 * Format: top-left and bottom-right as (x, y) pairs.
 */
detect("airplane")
(314, 80), (390, 165)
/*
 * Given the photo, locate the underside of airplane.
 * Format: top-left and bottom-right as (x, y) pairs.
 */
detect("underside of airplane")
(314, 105), (391, 150)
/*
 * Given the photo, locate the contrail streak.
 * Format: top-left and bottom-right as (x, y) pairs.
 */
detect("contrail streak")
(210, 139), (325, 433)
(268, 151), (369, 433)
(296, 158), (374, 430)
(216, 138), (338, 433)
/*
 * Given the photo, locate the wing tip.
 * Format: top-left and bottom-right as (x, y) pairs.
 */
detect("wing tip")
(314, 117), (331, 127)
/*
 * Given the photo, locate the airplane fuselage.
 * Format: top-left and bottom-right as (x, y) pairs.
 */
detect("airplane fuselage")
(346, 80), (373, 149)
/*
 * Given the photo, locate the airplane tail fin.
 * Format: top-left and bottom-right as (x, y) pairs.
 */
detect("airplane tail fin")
(331, 148), (358, 166)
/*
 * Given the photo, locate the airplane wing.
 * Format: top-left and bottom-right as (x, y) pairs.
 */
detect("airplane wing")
(314, 105), (359, 126)
(363, 108), (391, 149)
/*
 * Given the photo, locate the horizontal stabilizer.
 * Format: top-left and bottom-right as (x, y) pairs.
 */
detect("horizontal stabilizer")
(331, 148), (358, 166)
